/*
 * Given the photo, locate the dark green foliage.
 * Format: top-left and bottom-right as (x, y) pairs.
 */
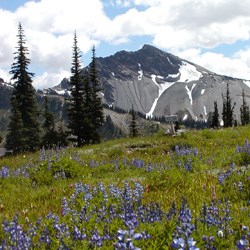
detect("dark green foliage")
(240, 89), (250, 126)
(5, 98), (25, 152)
(66, 33), (88, 147)
(210, 101), (220, 128)
(129, 107), (140, 137)
(6, 23), (40, 153)
(222, 83), (235, 127)
(57, 120), (68, 147)
(81, 71), (94, 144)
(89, 46), (104, 143)
(42, 96), (58, 148)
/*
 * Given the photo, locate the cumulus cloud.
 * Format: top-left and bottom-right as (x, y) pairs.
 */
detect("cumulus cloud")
(177, 48), (250, 80)
(1, 0), (250, 88)
(34, 70), (70, 89)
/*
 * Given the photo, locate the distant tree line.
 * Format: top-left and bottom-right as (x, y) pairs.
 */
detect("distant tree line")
(6, 23), (104, 153)
(210, 83), (250, 129)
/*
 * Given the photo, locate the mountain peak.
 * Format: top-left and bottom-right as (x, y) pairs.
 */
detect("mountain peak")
(141, 44), (163, 53)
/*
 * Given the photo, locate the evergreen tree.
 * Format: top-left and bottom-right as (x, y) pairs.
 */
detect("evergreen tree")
(129, 107), (139, 137)
(222, 83), (235, 127)
(57, 120), (68, 147)
(6, 23), (40, 152)
(5, 98), (25, 153)
(66, 32), (87, 147)
(240, 89), (250, 126)
(82, 70), (94, 144)
(89, 46), (104, 143)
(210, 101), (220, 128)
(42, 96), (57, 148)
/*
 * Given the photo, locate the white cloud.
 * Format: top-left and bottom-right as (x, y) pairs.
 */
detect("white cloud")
(34, 70), (70, 89)
(0, 69), (12, 83)
(177, 48), (250, 80)
(1, 0), (250, 88)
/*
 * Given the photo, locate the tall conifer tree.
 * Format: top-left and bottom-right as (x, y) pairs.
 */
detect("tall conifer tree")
(5, 98), (25, 152)
(6, 23), (40, 152)
(66, 32), (86, 146)
(89, 46), (104, 143)
(42, 96), (57, 147)
(129, 106), (140, 137)
(210, 101), (220, 128)
(240, 89), (250, 126)
(222, 83), (235, 127)
(82, 70), (94, 144)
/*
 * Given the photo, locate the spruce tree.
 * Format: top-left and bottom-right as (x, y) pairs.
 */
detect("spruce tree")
(211, 101), (220, 128)
(240, 89), (250, 126)
(89, 46), (104, 143)
(7, 23), (40, 152)
(129, 107), (139, 137)
(57, 119), (68, 147)
(82, 70), (94, 144)
(222, 83), (235, 127)
(42, 96), (57, 148)
(66, 32), (86, 147)
(5, 97), (25, 153)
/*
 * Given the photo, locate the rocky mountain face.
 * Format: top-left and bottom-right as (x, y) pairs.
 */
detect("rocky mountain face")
(95, 44), (249, 122)
(1, 44), (250, 129)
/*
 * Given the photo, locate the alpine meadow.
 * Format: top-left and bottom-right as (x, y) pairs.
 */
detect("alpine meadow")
(0, 22), (249, 250)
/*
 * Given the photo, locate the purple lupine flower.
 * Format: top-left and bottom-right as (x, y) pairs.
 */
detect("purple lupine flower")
(202, 235), (216, 249)
(237, 236), (249, 249)
(90, 229), (103, 247)
(40, 146), (46, 161)
(61, 197), (70, 216)
(0, 166), (9, 178)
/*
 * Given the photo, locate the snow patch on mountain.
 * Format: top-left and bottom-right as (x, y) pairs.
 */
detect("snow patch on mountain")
(166, 73), (180, 79)
(183, 114), (188, 121)
(167, 57), (174, 66)
(146, 75), (175, 118)
(243, 80), (250, 88)
(201, 89), (205, 95)
(185, 83), (196, 105)
(138, 63), (143, 81)
(54, 89), (71, 96)
(203, 105), (207, 122)
(178, 62), (202, 83)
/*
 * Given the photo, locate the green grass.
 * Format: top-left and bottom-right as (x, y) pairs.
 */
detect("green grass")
(0, 126), (249, 249)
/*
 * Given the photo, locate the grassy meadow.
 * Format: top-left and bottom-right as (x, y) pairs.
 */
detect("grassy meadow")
(0, 126), (249, 249)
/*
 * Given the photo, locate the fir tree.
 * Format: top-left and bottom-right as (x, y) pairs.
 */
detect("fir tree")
(66, 32), (87, 147)
(7, 23), (40, 152)
(5, 97), (25, 153)
(210, 101), (220, 128)
(42, 96), (57, 148)
(222, 83), (235, 127)
(82, 70), (94, 144)
(57, 120), (68, 147)
(89, 46), (104, 143)
(240, 89), (250, 126)
(129, 107), (139, 137)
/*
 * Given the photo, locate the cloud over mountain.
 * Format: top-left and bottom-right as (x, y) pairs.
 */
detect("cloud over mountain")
(1, 0), (250, 89)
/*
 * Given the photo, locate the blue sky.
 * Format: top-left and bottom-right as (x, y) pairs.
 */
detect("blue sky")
(0, 0), (250, 89)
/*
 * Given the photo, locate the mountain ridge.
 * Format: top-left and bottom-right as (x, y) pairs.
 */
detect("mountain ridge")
(1, 44), (250, 124)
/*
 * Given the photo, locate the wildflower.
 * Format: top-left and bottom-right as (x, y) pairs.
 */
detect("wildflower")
(217, 230), (223, 238)
(172, 237), (199, 250)
(237, 236), (249, 250)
